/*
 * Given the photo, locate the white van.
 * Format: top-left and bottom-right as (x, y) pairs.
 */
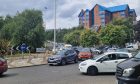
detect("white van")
(64, 44), (72, 49)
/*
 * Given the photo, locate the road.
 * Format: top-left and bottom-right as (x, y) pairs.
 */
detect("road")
(0, 63), (117, 84)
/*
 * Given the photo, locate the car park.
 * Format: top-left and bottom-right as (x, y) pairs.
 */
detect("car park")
(0, 57), (8, 75)
(78, 48), (93, 60)
(116, 51), (140, 84)
(48, 49), (78, 66)
(79, 52), (132, 76)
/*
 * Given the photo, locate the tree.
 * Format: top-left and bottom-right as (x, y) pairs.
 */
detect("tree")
(0, 9), (45, 53)
(100, 24), (127, 46)
(80, 30), (99, 47)
(63, 30), (81, 46)
(12, 9), (45, 49)
(134, 20), (140, 41)
(0, 16), (4, 30)
(112, 18), (134, 43)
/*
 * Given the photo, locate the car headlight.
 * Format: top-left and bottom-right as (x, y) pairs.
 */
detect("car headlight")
(80, 62), (87, 66)
(122, 68), (135, 77)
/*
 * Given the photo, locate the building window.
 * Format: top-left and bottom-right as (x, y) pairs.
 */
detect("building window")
(100, 14), (105, 19)
(120, 11), (125, 17)
(101, 18), (105, 23)
(99, 11), (105, 15)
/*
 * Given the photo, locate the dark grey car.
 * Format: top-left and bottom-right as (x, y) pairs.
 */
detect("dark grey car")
(48, 49), (78, 66)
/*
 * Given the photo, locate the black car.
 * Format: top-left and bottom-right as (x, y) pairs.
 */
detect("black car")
(116, 51), (140, 84)
(48, 49), (78, 66)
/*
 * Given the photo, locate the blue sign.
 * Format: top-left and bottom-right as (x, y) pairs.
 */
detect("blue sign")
(20, 43), (27, 52)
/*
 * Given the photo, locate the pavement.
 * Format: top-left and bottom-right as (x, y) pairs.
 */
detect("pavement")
(7, 53), (49, 68)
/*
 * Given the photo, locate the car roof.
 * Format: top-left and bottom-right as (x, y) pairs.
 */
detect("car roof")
(104, 52), (131, 55)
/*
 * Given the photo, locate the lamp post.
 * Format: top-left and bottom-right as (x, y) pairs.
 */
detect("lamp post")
(53, 0), (56, 53)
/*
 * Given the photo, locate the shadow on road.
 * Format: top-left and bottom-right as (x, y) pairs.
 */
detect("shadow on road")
(0, 73), (18, 78)
(79, 72), (115, 76)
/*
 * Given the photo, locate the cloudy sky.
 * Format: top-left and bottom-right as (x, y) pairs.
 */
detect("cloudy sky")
(0, 0), (139, 29)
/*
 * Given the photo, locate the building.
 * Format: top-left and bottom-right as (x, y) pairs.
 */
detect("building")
(78, 4), (137, 31)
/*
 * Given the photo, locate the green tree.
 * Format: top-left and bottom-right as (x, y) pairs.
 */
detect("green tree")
(63, 30), (81, 46)
(112, 18), (134, 43)
(12, 9), (45, 48)
(80, 30), (99, 47)
(100, 24), (127, 46)
(134, 20), (140, 41)
(0, 16), (4, 30)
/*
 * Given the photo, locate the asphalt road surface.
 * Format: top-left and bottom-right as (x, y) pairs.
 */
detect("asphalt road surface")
(0, 63), (117, 84)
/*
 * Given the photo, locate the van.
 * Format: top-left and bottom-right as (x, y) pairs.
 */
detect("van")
(64, 44), (72, 49)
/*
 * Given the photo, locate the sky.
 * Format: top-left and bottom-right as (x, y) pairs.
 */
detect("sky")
(0, 0), (139, 30)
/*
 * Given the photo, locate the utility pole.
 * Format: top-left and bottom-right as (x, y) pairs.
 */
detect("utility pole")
(53, 0), (56, 53)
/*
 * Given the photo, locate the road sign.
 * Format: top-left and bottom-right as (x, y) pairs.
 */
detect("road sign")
(16, 46), (20, 51)
(20, 43), (27, 52)
(26, 46), (31, 51)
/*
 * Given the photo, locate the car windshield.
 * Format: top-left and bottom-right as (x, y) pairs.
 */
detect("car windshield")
(92, 54), (104, 60)
(116, 49), (128, 52)
(80, 48), (90, 52)
(56, 50), (66, 55)
(134, 52), (140, 59)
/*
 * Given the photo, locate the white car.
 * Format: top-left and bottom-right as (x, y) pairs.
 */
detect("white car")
(107, 48), (117, 52)
(79, 52), (132, 75)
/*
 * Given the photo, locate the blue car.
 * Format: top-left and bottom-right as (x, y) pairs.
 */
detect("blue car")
(48, 49), (78, 66)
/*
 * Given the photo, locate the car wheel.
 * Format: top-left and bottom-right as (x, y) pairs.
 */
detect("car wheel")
(61, 59), (66, 65)
(74, 57), (78, 63)
(0, 72), (3, 75)
(87, 66), (98, 76)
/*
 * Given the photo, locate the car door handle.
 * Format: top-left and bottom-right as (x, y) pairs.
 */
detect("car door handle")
(115, 61), (118, 63)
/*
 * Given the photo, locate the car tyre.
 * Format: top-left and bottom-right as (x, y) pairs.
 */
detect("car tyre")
(61, 59), (66, 65)
(87, 66), (98, 76)
(74, 57), (78, 63)
(0, 72), (3, 75)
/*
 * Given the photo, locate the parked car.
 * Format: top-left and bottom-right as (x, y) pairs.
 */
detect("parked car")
(116, 51), (140, 84)
(91, 48), (101, 54)
(48, 49), (78, 66)
(78, 48), (93, 60)
(0, 57), (8, 75)
(126, 45), (138, 51)
(79, 52), (132, 75)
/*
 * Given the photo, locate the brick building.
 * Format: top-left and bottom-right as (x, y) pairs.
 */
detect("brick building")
(78, 4), (137, 31)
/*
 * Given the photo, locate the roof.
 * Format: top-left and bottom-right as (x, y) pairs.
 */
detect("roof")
(78, 9), (90, 17)
(129, 9), (137, 16)
(107, 4), (128, 12)
(78, 9), (84, 17)
(98, 4), (107, 11)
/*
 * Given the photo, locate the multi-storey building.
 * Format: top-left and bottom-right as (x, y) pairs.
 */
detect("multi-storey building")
(78, 4), (137, 31)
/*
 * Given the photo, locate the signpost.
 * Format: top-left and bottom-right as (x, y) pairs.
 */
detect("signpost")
(19, 43), (28, 59)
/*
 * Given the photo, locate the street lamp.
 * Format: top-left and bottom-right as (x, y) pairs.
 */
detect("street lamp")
(53, 0), (56, 53)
